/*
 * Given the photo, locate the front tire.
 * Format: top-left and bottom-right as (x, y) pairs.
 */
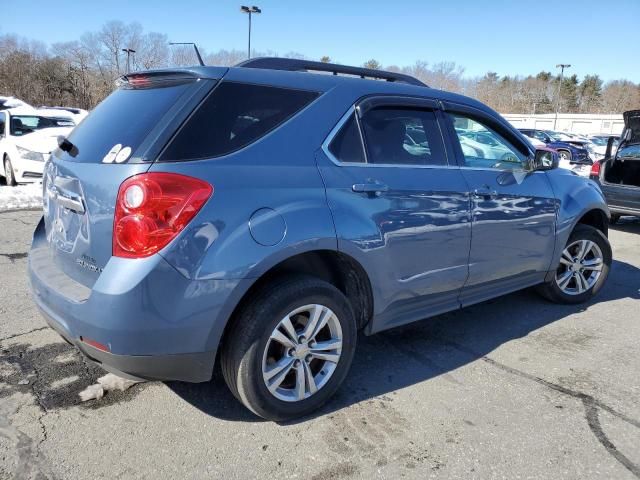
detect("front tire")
(221, 275), (357, 421)
(4, 157), (17, 186)
(558, 150), (572, 162)
(538, 224), (611, 304)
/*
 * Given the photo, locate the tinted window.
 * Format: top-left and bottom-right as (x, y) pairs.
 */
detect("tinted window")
(0, 113), (5, 135)
(617, 144), (640, 159)
(161, 82), (319, 161)
(57, 81), (195, 163)
(328, 113), (365, 163)
(449, 113), (526, 169)
(360, 108), (447, 165)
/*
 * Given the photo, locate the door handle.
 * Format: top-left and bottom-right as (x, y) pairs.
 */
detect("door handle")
(352, 183), (389, 196)
(472, 188), (498, 199)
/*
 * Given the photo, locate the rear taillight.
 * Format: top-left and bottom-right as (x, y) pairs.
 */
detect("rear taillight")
(113, 173), (213, 258)
(590, 161), (601, 177)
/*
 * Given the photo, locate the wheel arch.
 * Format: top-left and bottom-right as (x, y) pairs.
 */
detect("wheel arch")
(211, 249), (374, 357)
(576, 208), (609, 237)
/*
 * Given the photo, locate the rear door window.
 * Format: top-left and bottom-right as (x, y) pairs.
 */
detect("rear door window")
(160, 82), (319, 161)
(360, 107), (447, 166)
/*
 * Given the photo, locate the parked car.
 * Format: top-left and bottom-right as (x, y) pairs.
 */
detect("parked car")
(29, 59), (612, 421)
(0, 108), (75, 185)
(589, 110), (640, 223)
(587, 134), (620, 160)
(38, 106), (88, 125)
(519, 128), (591, 163)
(0, 96), (33, 111)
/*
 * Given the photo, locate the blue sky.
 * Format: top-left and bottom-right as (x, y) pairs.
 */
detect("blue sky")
(4, 0), (639, 82)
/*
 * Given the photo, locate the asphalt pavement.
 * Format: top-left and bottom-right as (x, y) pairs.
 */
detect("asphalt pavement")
(1, 209), (639, 479)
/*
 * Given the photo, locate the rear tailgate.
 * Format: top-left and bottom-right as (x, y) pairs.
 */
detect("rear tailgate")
(34, 71), (220, 291)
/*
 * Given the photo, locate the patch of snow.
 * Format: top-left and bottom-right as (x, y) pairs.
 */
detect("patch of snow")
(0, 184), (43, 212)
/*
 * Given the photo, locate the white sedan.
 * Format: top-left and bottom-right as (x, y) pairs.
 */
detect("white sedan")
(0, 108), (75, 185)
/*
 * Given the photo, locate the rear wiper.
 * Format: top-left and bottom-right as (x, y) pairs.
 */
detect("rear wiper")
(57, 135), (78, 157)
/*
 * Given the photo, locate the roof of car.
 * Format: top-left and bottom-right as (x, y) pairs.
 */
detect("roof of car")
(133, 60), (497, 119)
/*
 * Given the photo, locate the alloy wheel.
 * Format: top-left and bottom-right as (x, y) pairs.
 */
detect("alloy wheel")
(262, 304), (343, 402)
(555, 239), (604, 295)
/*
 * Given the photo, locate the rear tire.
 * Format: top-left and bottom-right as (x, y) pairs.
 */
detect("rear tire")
(538, 224), (611, 304)
(4, 157), (17, 186)
(221, 275), (357, 421)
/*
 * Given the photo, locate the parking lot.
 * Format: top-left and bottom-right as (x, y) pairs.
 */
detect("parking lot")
(0, 209), (639, 479)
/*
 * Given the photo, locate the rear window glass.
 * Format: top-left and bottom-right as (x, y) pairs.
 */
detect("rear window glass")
(56, 81), (195, 163)
(328, 113), (365, 163)
(160, 82), (319, 161)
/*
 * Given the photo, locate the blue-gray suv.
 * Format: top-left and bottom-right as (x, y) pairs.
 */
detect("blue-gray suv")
(28, 58), (612, 420)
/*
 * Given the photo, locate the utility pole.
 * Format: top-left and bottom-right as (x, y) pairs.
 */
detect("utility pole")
(122, 48), (136, 74)
(241, 5), (261, 59)
(554, 63), (571, 130)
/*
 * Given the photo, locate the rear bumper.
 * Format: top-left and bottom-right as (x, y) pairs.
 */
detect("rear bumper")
(608, 205), (640, 216)
(593, 180), (640, 216)
(28, 218), (245, 383)
(35, 296), (215, 382)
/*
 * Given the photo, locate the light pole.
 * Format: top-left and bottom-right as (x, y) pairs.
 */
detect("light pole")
(554, 63), (571, 130)
(122, 48), (136, 74)
(241, 5), (261, 59)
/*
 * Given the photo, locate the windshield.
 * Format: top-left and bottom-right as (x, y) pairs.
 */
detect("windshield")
(545, 131), (565, 141)
(591, 137), (619, 147)
(10, 115), (74, 136)
(617, 144), (640, 159)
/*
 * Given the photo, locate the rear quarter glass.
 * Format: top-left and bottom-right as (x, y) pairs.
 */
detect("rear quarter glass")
(159, 82), (319, 161)
(54, 80), (203, 164)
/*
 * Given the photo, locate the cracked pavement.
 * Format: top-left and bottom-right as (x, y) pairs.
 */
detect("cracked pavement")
(1, 209), (639, 479)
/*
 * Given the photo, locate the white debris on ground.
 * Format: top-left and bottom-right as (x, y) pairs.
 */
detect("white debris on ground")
(0, 183), (43, 211)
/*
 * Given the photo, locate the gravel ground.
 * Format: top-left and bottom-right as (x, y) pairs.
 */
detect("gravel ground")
(1, 210), (639, 480)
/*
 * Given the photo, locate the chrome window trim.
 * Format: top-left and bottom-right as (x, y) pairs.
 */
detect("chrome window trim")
(321, 106), (364, 166)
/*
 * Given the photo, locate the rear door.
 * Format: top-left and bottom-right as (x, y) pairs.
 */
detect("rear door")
(441, 103), (557, 306)
(37, 72), (216, 290)
(317, 96), (472, 331)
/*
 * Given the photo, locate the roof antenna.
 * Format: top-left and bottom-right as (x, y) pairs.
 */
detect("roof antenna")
(169, 42), (205, 66)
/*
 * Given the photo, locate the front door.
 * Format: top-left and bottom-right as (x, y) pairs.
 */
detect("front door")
(317, 98), (472, 331)
(442, 105), (557, 306)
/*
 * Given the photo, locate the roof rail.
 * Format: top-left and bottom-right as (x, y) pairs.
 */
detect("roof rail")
(236, 57), (428, 87)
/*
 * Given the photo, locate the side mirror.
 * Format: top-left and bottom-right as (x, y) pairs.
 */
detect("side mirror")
(527, 148), (559, 171)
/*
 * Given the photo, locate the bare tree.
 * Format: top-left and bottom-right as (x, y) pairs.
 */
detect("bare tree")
(136, 32), (169, 70)
(363, 59), (381, 70)
(1, 26), (638, 114)
(205, 49), (245, 67)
